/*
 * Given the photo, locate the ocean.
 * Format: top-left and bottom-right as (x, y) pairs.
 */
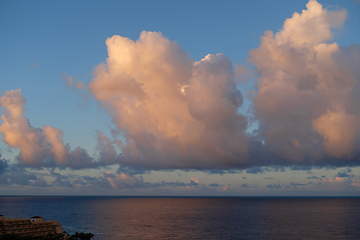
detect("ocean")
(1, 196), (360, 239)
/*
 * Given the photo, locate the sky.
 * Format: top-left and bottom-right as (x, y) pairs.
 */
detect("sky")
(1, 0), (360, 196)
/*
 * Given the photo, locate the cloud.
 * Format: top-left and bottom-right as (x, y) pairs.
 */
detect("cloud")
(249, 0), (360, 166)
(240, 183), (257, 188)
(32, 176), (49, 187)
(2, 166), (203, 190)
(204, 169), (242, 175)
(209, 183), (222, 187)
(105, 172), (147, 189)
(116, 164), (151, 176)
(316, 176), (359, 192)
(282, 182), (309, 189)
(89, 31), (249, 170)
(7, 171), (37, 185)
(53, 175), (74, 188)
(0, 89), (98, 169)
(290, 182), (307, 187)
(62, 74), (85, 89)
(0, 155), (8, 175)
(307, 176), (321, 179)
(266, 183), (281, 189)
(246, 166), (286, 174)
(336, 170), (355, 178)
(246, 167), (269, 174)
(289, 165), (313, 171)
(99, 172), (202, 190)
(0, 163), (49, 187)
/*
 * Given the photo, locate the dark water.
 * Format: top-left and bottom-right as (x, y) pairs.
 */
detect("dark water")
(1, 197), (360, 239)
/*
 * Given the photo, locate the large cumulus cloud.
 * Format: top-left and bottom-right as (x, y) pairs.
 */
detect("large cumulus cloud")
(89, 31), (249, 169)
(250, 0), (360, 166)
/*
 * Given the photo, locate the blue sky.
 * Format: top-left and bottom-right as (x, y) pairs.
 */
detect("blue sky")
(1, 0), (360, 196)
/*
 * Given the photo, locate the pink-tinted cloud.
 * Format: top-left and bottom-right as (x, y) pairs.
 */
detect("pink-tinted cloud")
(63, 73), (86, 89)
(0, 89), (95, 169)
(250, 0), (360, 163)
(89, 31), (248, 170)
(105, 172), (145, 189)
(315, 176), (359, 192)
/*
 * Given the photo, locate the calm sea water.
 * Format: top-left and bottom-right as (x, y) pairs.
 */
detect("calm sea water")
(1, 197), (360, 239)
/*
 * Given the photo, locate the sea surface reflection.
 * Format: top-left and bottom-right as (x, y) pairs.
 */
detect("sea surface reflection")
(1, 197), (360, 239)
